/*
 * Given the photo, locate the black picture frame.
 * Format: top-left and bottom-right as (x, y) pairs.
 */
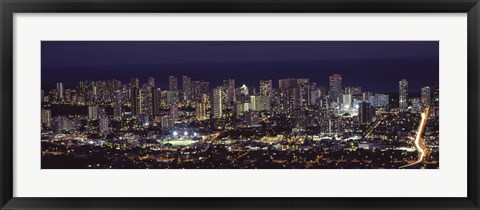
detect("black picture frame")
(1, 0), (479, 209)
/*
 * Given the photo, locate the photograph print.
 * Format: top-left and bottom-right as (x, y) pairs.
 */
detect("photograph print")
(40, 41), (439, 169)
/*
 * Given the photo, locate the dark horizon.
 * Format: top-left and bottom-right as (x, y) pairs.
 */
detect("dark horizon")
(41, 41), (439, 93)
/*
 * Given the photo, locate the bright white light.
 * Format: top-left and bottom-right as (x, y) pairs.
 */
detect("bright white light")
(173, 131), (178, 136)
(344, 105), (350, 109)
(355, 105), (359, 109)
(184, 131), (188, 136)
(194, 132), (198, 136)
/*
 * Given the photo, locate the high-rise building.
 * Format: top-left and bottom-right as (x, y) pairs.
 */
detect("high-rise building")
(148, 77), (156, 88)
(196, 95), (207, 121)
(130, 78), (140, 89)
(342, 94), (352, 109)
(412, 98), (422, 113)
(213, 87), (223, 118)
(56, 82), (64, 101)
(250, 95), (269, 111)
(113, 90), (123, 119)
(310, 89), (322, 107)
(369, 94), (389, 107)
(259, 80), (272, 100)
(160, 115), (171, 131)
(421, 86), (431, 108)
(278, 78), (297, 115)
(169, 75), (178, 92)
(245, 111), (260, 127)
(223, 79), (235, 105)
(88, 105), (98, 120)
(99, 117), (109, 132)
(399, 79), (409, 110)
(359, 101), (374, 123)
(169, 103), (178, 126)
(41, 109), (52, 128)
(182, 75), (192, 102)
(152, 88), (162, 116)
(329, 74), (342, 102)
(169, 75), (178, 102)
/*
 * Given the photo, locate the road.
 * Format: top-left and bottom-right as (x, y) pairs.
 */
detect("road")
(400, 108), (429, 169)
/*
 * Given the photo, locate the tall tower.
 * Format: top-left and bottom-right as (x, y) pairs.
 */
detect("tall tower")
(260, 80), (272, 100)
(213, 87), (223, 118)
(169, 75), (178, 92)
(421, 86), (431, 108)
(399, 79), (409, 110)
(182, 75), (192, 102)
(56, 82), (64, 101)
(329, 74), (342, 102)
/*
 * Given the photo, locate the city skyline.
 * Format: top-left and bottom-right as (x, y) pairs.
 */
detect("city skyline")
(41, 41), (439, 92)
(41, 41), (439, 169)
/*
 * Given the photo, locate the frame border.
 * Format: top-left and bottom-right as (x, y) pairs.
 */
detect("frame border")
(1, 0), (479, 209)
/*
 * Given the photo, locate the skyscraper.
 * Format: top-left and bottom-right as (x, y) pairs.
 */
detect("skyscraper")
(99, 117), (109, 132)
(169, 76), (178, 92)
(196, 94), (207, 121)
(147, 77), (156, 88)
(182, 75), (192, 102)
(278, 78), (297, 115)
(56, 82), (64, 101)
(259, 80), (272, 100)
(213, 87), (223, 118)
(88, 105), (98, 120)
(359, 101), (374, 123)
(421, 86), (431, 108)
(224, 79), (235, 105)
(169, 103), (178, 126)
(399, 79), (409, 110)
(41, 109), (52, 128)
(113, 90), (123, 119)
(152, 88), (162, 116)
(329, 74), (342, 102)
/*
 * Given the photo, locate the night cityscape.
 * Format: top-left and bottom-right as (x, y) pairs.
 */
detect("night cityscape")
(41, 41), (439, 169)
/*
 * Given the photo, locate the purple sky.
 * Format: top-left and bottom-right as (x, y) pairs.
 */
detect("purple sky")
(41, 41), (439, 93)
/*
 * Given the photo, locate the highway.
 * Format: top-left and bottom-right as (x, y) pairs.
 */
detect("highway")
(400, 108), (429, 169)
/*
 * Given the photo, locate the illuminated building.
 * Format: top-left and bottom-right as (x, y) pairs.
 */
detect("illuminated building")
(245, 111), (260, 127)
(259, 80), (272, 101)
(113, 90), (123, 119)
(412, 98), (422, 113)
(421, 86), (431, 107)
(160, 115), (170, 131)
(342, 94), (352, 109)
(250, 95), (269, 111)
(213, 87), (223, 118)
(169, 103), (178, 126)
(147, 77), (155, 88)
(169, 75), (178, 102)
(223, 79), (235, 106)
(88, 105), (98, 120)
(399, 79), (409, 110)
(182, 75), (192, 102)
(152, 88), (162, 116)
(41, 109), (52, 128)
(99, 117), (109, 132)
(279, 78), (297, 115)
(368, 94), (389, 108)
(56, 82), (64, 101)
(329, 74), (342, 102)
(310, 89), (322, 106)
(196, 94), (207, 120)
(344, 86), (362, 95)
(359, 101), (374, 123)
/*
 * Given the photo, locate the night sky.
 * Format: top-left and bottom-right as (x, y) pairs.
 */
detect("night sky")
(41, 41), (439, 93)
